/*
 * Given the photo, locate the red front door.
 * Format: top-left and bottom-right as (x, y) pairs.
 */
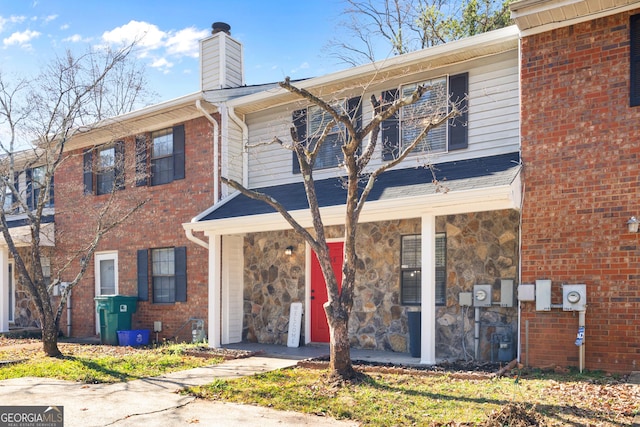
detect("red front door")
(310, 242), (344, 342)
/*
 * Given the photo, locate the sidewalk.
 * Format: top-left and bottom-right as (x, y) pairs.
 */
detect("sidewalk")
(0, 356), (358, 427)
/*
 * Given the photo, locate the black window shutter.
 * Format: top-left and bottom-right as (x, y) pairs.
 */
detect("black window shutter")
(13, 172), (19, 213)
(24, 169), (33, 210)
(137, 249), (149, 301)
(174, 246), (187, 302)
(135, 136), (148, 187)
(631, 14), (640, 107)
(83, 149), (94, 195)
(49, 174), (54, 207)
(347, 97), (363, 156)
(292, 109), (307, 174)
(448, 73), (469, 151)
(381, 89), (399, 160)
(173, 125), (185, 180)
(114, 141), (125, 190)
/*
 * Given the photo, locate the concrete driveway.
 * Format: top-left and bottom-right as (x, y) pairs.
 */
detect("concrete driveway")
(0, 356), (358, 426)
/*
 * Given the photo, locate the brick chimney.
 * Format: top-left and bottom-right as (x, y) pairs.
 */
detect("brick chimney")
(200, 22), (244, 90)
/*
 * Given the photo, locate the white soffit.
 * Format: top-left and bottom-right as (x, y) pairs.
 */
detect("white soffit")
(511, 0), (640, 35)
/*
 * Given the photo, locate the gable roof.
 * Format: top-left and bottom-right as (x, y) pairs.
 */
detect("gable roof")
(189, 152), (521, 234)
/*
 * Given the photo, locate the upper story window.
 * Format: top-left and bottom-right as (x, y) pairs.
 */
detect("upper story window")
(8, 167), (54, 212)
(83, 141), (124, 196)
(136, 125), (185, 187)
(96, 147), (116, 195)
(630, 14), (640, 107)
(401, 77), (448, 153)
(291, 98), (361, 173)
(3, 187), (12, 212)
(382, 73), (468, 160)
(32, 166), (54, 208)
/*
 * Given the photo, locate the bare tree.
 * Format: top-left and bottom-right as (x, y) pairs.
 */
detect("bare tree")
(326, 0), (512, 66)
(223, 77), (460, 381)
(0, 45), (150, 356)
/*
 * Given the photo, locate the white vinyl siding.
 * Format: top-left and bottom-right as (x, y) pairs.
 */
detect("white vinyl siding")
(222, 235), (243, 344)
(200, 33), (243, 91)
(245, 54), (518, 189)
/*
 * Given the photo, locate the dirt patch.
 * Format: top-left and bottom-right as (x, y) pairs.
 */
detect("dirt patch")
(298, 356), (502, 380)
(182, 346), (260, 360)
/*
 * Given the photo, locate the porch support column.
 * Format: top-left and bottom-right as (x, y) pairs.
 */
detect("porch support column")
(420, 214), (436, 364)
(0, 247), (9, 333)
(207, 233), (222, 348)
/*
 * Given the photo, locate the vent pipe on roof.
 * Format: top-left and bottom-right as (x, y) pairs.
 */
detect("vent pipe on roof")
(212, 22), (231, 35)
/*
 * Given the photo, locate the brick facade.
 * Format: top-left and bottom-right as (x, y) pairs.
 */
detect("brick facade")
(54, 115), (217, 342)
(520, 10), (640, 372)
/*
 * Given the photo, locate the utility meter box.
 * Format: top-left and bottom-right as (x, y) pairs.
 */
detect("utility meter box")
(473, 284), (492, 307)
(563, 284), (587, 311)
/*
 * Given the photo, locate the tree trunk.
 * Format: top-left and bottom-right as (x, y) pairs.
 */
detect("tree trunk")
(41, 312), (61, 357)
(327, 310), (358, 382)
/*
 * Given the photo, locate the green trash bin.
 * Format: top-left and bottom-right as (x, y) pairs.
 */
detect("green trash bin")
(94, 295), (138, 345)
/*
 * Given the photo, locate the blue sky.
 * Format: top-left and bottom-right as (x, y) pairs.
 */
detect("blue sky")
(0, 0), (359, 103)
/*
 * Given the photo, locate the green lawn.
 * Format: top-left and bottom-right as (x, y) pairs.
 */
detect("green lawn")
(0, 342), (220, 383)
(187, 366), (640, 426)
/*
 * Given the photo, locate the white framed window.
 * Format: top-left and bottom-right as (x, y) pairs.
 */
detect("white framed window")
(151, 128), (175, 185)
(307, 101), (347, 170)
(400, 76), (449, 154)
(96, 147), (116, 195)
(401, 233), (446, 306)
(152, 248), (176, 303)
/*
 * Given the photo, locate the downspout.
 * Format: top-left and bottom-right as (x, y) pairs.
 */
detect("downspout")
(195, 99), (220, 201)
(227, 106), (249, 187)
(186, 98), (221, 251)
(67, 289), (72, 337)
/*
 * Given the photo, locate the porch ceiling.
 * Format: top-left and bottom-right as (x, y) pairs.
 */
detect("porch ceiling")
(185, 152), (522, 236)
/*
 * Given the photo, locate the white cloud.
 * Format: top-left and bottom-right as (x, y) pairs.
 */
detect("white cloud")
(150, 57), (173, 73)
(43, 14), (57, 23)
(62, 34), (90, 43)
(102, 20), (165, 50)
(60, 23), (69, 30)
(0, 15), (27, 32)
(290, 62), (310, 75)
(165, 27), (208, 58)
(3, 29), (41, 48)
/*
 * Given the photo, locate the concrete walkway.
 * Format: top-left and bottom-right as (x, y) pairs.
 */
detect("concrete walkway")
(0, 356), (358, 427)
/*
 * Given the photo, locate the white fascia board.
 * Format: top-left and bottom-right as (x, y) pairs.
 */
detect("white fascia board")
(226, 26), (520, 109)
(184, 172), (522, 236)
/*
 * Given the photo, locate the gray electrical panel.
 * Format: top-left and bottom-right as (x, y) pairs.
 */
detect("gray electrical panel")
(499, 279), (515, 307)
(535, 279), (552, 311)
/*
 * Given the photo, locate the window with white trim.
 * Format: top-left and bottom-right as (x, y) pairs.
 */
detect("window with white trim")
(400, 233), (446, 306)
(400, 77), (448, 154)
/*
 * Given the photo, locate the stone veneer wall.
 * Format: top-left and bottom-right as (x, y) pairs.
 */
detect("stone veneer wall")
(243, 210), (519, 361)
(11, 247), (54, 328)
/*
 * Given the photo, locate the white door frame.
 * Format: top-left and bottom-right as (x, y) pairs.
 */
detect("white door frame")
(94, 251), (118, 334)
(8, 260), (14, 323)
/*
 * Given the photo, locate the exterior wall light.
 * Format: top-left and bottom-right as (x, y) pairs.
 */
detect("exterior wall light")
(628, 216), (639, 233)
(285, 246), (294, 256)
